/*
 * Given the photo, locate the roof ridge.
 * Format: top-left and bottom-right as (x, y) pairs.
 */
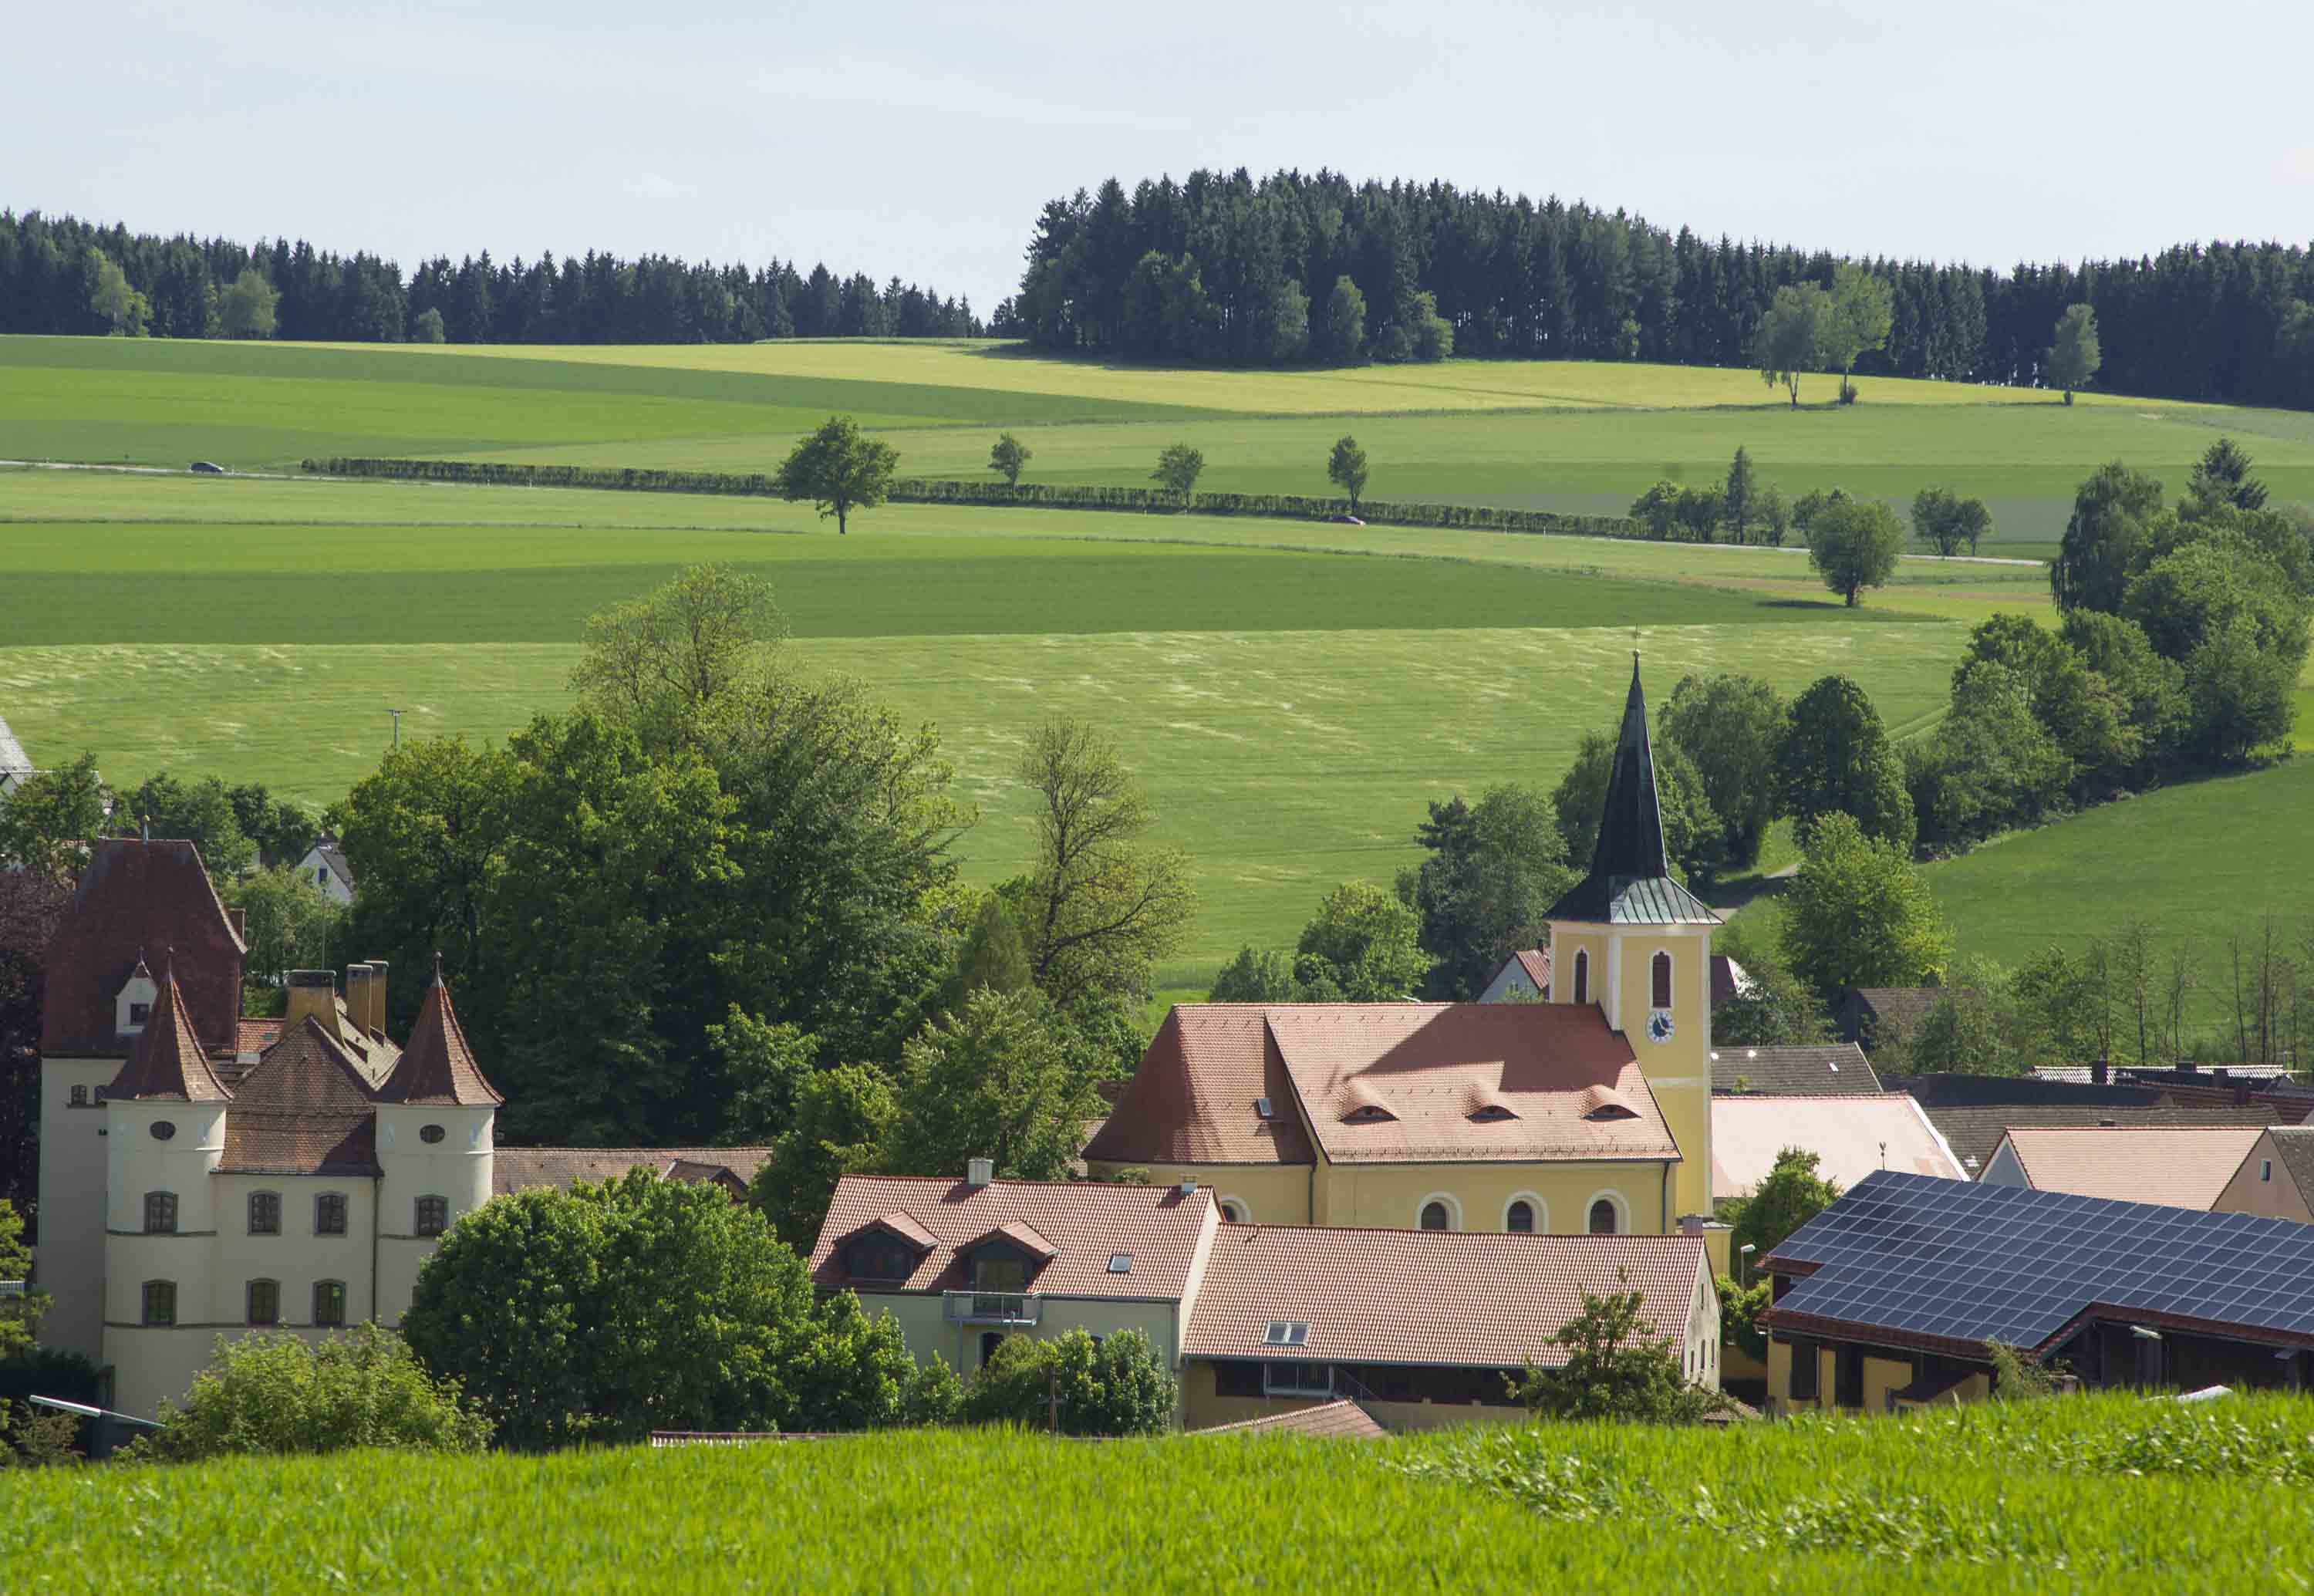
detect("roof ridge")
(1227, 1220), (1702, 1245)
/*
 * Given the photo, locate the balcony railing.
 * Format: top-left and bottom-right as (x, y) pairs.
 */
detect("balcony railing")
(943, 1291), (1041, 1326)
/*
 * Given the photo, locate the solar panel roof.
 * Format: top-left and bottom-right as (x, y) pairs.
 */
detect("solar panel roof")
(1762, 1169), (2314, 1354)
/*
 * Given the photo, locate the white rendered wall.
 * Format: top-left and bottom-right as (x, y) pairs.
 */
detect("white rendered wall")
(34, 1058), (118, 1361)
(374, 1105), (493, 1324)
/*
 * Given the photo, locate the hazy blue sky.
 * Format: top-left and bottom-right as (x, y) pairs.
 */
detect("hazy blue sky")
(12, 0), (2312, 313)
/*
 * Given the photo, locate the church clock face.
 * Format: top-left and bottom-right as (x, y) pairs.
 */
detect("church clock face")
(1647, 1008), (1675, 1044)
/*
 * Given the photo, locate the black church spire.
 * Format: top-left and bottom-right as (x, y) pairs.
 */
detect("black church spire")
(1544, 656), (1720, 926)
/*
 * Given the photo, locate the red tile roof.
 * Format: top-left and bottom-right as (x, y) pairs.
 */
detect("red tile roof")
(235, 1017), (285, 1056)
(105, 960), (231, 1103)
(1083, 1007), (1316, 1166)
(811, 1175), (1215, 1300)
(491, 1147), (773, 1197)
(377, 964), (501, 1106)
(1265, 1004), (1675, 1165)
(220, 1015), (386, 1175)
(1182, 1225), (1709, 1370)
(1995, 1125), (2266, 1209)
(42, 838), (244, 1058)
(1513, 949), (1552, 991)
(1197, 1399), (1389, 1438)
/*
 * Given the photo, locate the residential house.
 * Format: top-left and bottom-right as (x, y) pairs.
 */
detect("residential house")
(1887, 1071), (2292, 1176)
(293, 838), (355, 906)
(1760, 1170), (2314, 1412)
(2212, 1128), (2314, 1223)
(1711, 1043), (1880, 1096)
(1711, 1092), (1964, 1203)
(1980, 1125), (2266, 1209)
(1833, 987), (1944, 1051)
(1478, 948), (1551, 1003)
(1088, 660), (1723, 1244)
(34, 837), (770, 1417)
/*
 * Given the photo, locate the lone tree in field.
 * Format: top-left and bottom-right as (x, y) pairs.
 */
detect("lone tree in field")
(1327, 435), (1369, 511)
(218, 268), (278, 339)
(1910, 487), (1995, 557)
(1822, 264), (1894, 400)
(2045, 304), (2102, 405)
(774, 415), (899, 535)
(988, 431), (1031, 487)
(1806, 497), (1905, 606)
(1753, 282), (1828, 407)
(1151, 443), (1205, 504)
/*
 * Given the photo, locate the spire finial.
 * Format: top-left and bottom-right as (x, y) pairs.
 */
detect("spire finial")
(431, 950), (445, 987)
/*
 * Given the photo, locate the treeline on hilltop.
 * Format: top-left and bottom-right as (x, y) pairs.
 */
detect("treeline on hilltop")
(0, 210), (982, 345)
(999, 170), (2314, 408)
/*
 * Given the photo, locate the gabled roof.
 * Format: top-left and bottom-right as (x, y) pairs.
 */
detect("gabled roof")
(1182, 1225), (1708, 1370)
(1905, 1098), (2281, 1175)
(1264, 1004), (1677, 1165)
(491, 1147), (773, 1196)
(1711, 1093), (1963, 1202)
(42, 838), (245, 1058)
(1082, 1007), (1316, 1166)
(837, 1211), (939, 1253)
(2241, 1128), (2314, 1210)
(376, 960), (501, 1105)
(1712, 1044), (1881, 1096)
(1197, 1399), (1388, 1439)
(1762, 1169), (2314, 1358)
(220, 1015), (381, 1175)
(104, 957), (231, 1103)
(810, 1175), (1214, 1300)
(303, 838), (353, 886)
(1992, 1125), (2265, 1209)
(964, 1220), (1058, 1260)
(1544, 660), (1719, 926)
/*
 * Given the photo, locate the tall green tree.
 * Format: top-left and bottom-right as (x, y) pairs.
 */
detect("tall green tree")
(1822, 263), (1894, 396)
(1515, 1275), (1724, 1422)
(88, 251), (149, 336)
(1904, 660), (2073, 850)
(773, 415), (899, 535)
(126, 772), (255, 878)
(1151, 443), (1204, 502)
(217, 267), (278, 339)
(226, 867), (345, 986)
(2043, 303), (2101, 404)
(882, 988), (1101, 1182)
(1722, 446), (1758, 544)
(750, 1064), (897, 1251)
(988, 432), (1031, 487)
(1752, 282), (1828, 407)
(1321, 275), (1366, 363)
(961, 1328), (1176, 1436)
(1780, 812), (1952, 1003)
(0, 1199), (44, 1358)
(1659, 673), (1786, 866)
(1805, 497), (1905, 606)
(1551, 728), (1725, 882)
(1399, 785), (1574, 999)
(1910, 487), (1994, 557)
(1208, 946), (1295, 1002)
(1010, 718), (1194, 1013)
(1719, 1147), (1840, 1260)
(568, 562), (787, 751)
(2051, 462), (2163, 614)
(2186, 437), (2268, 514)
(1327, 434), (1370, 511)
(1775, 676), (1914, 851)
(0, 752), (109, 875)
(1292, 880), (1431, 1000)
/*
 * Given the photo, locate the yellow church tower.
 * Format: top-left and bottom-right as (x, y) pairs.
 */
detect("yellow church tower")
(1544, 657), (1720, 1224)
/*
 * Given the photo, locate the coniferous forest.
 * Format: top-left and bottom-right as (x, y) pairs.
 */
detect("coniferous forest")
(997, 170), (2314, 410)
(0, 211), (981, 345)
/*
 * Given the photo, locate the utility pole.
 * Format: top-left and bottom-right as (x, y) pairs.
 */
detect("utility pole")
(387, 708), (405, 748)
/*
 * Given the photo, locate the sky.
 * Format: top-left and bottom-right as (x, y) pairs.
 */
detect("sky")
(11, 0), (2314, 315)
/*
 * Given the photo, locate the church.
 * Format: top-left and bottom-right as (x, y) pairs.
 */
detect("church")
(1085, 660), (1728, 1262)
(33, 837), (764, 1418)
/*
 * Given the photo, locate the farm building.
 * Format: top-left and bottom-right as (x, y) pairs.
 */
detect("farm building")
(1711, 1092), (1963, 1203)
(1710, 1043), (1879, 1095)
(1978, 1125), (2266, 1209)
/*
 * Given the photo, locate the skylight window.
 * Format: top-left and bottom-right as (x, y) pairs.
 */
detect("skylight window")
(1254, 1096), (1273, 1119)
(1263, 1321), (1310, 1347)
(1108, 1253), (1132, 1274)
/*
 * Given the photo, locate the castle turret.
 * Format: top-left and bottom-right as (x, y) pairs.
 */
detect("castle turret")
(1545, 658), (1721, 1223)
(372, 957), (501, 1321)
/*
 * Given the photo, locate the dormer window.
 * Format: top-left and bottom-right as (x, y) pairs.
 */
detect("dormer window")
(971, 1250), (1031, 1293)
(116, 967), (158, 1036)
(1584, 1102), (1640, 1122)
(844, 1236), (922, 1281)
(130, 1003), (152, 1027)
(1343, 1103), (1395, 1124)
(1470, 1105), (1517, 1122)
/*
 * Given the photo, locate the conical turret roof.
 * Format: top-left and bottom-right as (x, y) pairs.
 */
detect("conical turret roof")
(1545, 658), (1721, 926)
(105, 953), (231, 1102)
(376, 957), (503, 1105)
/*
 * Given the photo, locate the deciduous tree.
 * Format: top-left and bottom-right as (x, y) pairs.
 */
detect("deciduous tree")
(2044, 303), (2100, 404)
(1151, 442), (1204, 502)
(568, 562), (787, 751)
(1753, 282), (1828, 407)
(1552, 728), (1725, 882)
(882, 988), (1101, 1183)
(0, 752), (109, 876)
(988, 431), (1031, 487)
(140, 1325), (491, 1460)
(961, 1328), (1175, 1436)
(225, 866), (345, 986)
(1293, 880), (1430, 1000)
(1321, 275), (1366, 363)
(1208, 945), (1295, 1002)
(1660, 672), (1785, 867)
(750, 1063), (896, 1250)
(88, 251), (149, 336)
(1515, 1273), (1725, 1422)
(1780, 812), (1951, 1003)
(218, 267), (278, 339)
(1821, 264), (1894, 397)
(1806, 497), (1905, 606)
(774, 415), (899, 535)
(2051, 462), (2162, 614)
(1327, 434), (1369, 511)
(1399, 785), (1574, 1000)
(1719, 1147), (1840, 1260)
(1776, 676), (1914, 851)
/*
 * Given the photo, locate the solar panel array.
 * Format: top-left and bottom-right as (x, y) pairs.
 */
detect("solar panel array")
(1769, 1170), (2314, 1351)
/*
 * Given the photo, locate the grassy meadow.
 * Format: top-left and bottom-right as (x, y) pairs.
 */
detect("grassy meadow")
(3, 332), (2309, 983)
(5, 1395), (2313, 1592)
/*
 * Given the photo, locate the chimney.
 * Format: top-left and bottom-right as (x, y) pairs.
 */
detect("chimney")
(1678, 1213), (1707, 1238)
(369, 960), (388, 1036)
(2091, 1056), (2108, 1087)
(2235, 1080), (2254, 1108)
(228, 907), (247, 942)
(346, 964), (373, 1036)
(966, 1157), (993, 1188)
(1177, 1177), (1198, 1196)
(285, 970), (340, 1038)
(2177, 1058), (2199, 1074)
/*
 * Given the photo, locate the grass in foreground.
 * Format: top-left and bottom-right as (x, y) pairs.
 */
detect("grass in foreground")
(4, 1395), (2310, 1593)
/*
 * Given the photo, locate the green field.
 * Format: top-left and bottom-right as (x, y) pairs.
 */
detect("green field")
(5, 335), (2309, 983)
(6, 1396), (2312, 1592)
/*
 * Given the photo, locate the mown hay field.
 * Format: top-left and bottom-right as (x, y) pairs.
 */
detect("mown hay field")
(5, 1395), (2312, 1593)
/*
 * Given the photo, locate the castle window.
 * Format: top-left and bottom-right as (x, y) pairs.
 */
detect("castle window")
(1651, 951), (1672, 1009)
(141, 1280), (176, 1328)
(143, 1191), (178, 1234)
(247, 1279), (280, 1325)
(248, 1192), (282, 1236)
(415, 1196), (450, 1238)
(69, 1085), (86, 1107)
(1506, 1199), (1537, 1234)
(149, 1119), (176, 1142)
(315, 1193), (348, 1236)
(313, 1281), (347, 1327)
(129, 1003), (151, 1027)
(419, 1123), (447, 1145)
(1573, 950), (1590, 1005)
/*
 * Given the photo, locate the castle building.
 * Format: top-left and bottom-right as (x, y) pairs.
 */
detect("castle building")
(35, 837), (763, 1418)
(1085, 660), (1725, 1247)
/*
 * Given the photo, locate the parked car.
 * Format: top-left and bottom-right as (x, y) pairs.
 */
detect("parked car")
(188, 461), (227, 474)
(1329, 514), (1364, 525)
